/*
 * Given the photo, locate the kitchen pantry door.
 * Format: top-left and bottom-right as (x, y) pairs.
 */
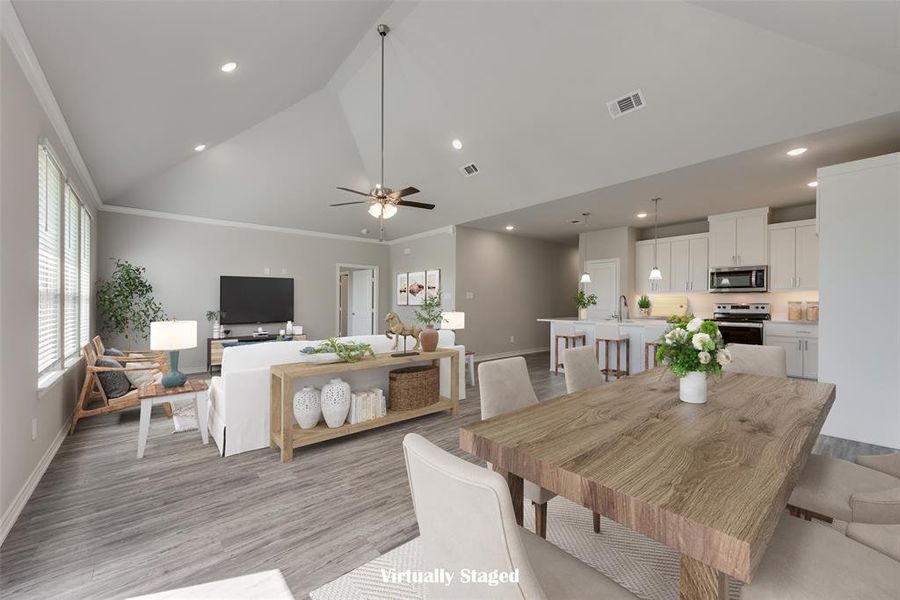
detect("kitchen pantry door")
(584, 259), (619, 321)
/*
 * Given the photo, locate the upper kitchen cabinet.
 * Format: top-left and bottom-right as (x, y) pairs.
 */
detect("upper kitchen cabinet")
(769, 219), (818, 290)
(708, 207), (769, 268)
(636, 234), (707, 293)
(636, 239), (672, 293)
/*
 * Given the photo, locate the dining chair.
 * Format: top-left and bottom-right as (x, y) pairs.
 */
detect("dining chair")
(856, 452), (900, 478)
(479, 357), (604, 535)
(554, 321), (587, 375)
(845, 522), (900, 562)
(722, 343), (787, 377)
(562, 345), (605, 393)
(788, 453), (900, 523)
(401, 433), (639, 600)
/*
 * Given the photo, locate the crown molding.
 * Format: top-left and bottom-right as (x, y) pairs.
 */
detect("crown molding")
(100, 204), (390, 245)
(1, 0), (103, 213)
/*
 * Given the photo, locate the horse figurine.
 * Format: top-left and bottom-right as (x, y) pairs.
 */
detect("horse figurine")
(384, 312), (421, 352)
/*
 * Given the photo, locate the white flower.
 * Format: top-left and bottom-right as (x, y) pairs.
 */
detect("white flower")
(687, 317), (704, 333)
(673, 328), (689, 342)
(698, 351), (711, 365)
(717, 348), (732, 366)
(692, 332), (711, 351)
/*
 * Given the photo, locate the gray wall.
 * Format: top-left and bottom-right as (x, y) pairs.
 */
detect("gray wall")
(97, 211), (391, 372)
(579, 226), (639, 299)
(455, 227), (579, 357)
(389, 227), (456, 325)
(1, 38), (97, 520)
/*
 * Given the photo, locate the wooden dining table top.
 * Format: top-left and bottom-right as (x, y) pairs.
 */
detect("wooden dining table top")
(459, 369), (836, 583)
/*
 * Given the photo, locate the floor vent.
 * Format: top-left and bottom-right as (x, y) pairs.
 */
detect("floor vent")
(607, 89), (646, 119)
(459, 163), (479, 177)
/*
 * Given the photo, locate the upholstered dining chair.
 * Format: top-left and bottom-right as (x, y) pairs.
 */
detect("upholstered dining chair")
(856, 453), (900, 478)
(722, 343), (787, 377)
(402, 433), (639, 600)
(562, 345), (605, 393)
(479, 357), (604, 536)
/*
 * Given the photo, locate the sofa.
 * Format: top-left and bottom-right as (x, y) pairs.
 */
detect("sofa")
(208, 330), (465, 456)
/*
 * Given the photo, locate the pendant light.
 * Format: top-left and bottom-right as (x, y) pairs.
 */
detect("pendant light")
(580, 273), (592, 284)
(648, 198), (663, 281)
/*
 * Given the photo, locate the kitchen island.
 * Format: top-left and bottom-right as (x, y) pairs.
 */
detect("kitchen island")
(537, 317), (670, 375)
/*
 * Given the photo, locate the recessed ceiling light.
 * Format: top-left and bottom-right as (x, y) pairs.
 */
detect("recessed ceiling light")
(451, 139), (463, 150)
(220, 62), (238, 73)
(194, 144), (206, 152)
(807, 181), (818, 187)
(505, 225), (514, 231)
(636, 212), (648, 218)
(786, 147), (807, 156)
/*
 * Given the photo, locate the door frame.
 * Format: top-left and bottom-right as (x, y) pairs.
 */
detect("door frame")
(583, 258), (620, 320)
(335, 263), (379, 336)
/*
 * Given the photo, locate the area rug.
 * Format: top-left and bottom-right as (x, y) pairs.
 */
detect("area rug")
(170, 398), (198, 433)
(310, 496), (843, 600)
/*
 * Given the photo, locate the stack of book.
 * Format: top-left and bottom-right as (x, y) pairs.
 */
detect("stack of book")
(348, 388), (386, 424)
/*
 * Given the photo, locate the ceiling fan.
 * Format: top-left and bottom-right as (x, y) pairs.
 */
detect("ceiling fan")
(331, 24), (435, 241)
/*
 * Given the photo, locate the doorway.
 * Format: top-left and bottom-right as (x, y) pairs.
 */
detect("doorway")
(583, 259), (619, 321)
(336, 264), (379, 336)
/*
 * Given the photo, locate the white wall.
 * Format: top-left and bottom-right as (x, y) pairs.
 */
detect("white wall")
(388, 227), (456, 326)
(579, 226), (638, 300)
(818, 152), (900, 449)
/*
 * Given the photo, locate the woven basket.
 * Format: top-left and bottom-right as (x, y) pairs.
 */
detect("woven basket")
(389, 365), (439, 411)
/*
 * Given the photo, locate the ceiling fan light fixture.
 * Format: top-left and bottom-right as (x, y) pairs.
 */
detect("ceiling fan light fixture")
(382, 203), (398, 219)
(368, 203), (383, 218)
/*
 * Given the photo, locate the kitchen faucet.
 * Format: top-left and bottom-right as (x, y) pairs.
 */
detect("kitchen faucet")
(617, 295), (628, 323)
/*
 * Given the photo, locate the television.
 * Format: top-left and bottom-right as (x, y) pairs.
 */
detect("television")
(220, 276), (294, 325)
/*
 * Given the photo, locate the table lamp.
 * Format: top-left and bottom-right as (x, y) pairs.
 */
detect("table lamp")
(441, 312), (465, 331)
(150, 320), (197, 388)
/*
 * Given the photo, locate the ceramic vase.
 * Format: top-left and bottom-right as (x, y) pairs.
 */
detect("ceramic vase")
(293, 386), (321, 429)
(212, 321), (221, 339)
(640, 308), (651, 317)
(578, 308), (588, 320)
(321, 378), (351, 427)
(420, 325), (439, 352)
(679, 371), (708, 404)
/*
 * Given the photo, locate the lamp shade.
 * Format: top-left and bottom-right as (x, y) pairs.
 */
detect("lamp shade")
(579, 272), (591, 283)
(441, 311), (465, 330)
(648, 267), (663, 281)
(150, 320), (197, 351)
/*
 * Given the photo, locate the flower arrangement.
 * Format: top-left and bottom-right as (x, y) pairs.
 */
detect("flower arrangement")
(573, 290), (598, 310)
(302, 338), (375, 363)
(655, 317), (731, 377)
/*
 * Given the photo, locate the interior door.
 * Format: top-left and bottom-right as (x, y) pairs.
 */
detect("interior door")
(339, 273), (349, 336)
(584, 259), (618, 321)
(768, 227), (796, 290)
(670, 240), (691, 292)
(795, 225), (819, 290)
(709, 218), (737, 268)
(350, 269), (374, 335)
(735, 213), (767, 265)
(689, 237), (708, 291)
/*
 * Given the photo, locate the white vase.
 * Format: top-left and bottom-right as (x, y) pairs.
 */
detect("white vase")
(578, 308), (588, 320)
(293, 386), (321, 429)
(679, 371), (708, 404)
(212, 321), (221, 339)
(321, 378), (351, 428)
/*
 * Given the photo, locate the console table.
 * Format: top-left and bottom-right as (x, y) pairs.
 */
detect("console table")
(270, 349), (459, 462)
(207, 334), (307, 372)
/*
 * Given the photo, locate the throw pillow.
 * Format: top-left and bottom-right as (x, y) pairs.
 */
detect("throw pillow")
(95, 358), (132, 399)
(105, 348), (125, 357)
(125, 361), (157, 389)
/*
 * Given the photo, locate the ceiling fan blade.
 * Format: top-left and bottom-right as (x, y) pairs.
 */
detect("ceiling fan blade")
(336, 186), (372, 197)
(396, 200), (436, 210)
(388, 186), (420, 199)
(330, 201), (367, 207)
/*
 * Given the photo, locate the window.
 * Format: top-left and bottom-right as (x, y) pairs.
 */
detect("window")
(37, 144), (93, 376)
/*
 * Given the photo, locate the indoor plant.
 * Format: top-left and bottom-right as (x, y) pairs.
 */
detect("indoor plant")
(413, 293), (446, 352)
(302, 338), (375, 363)
(638, 295), (651, 317)
(206, 310), (225, 339)
(573, 290), (598, 320)
(97, 259), (166, 340)
(654, 317), (731, 404)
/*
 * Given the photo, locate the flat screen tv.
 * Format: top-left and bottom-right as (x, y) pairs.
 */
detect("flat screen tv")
(220, 276), (294, 325)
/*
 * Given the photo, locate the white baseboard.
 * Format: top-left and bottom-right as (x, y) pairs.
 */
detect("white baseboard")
(0, 417), (70, 548)
(473, 347), (550, 363)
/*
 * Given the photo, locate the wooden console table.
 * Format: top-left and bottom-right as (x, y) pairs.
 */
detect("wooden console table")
(270, 349), (459, 462)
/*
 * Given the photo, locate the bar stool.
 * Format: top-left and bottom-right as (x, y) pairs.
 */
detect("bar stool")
(643, 324), (669, 370)
(594, 323), (629, 381)
(554, 321), (587, 375)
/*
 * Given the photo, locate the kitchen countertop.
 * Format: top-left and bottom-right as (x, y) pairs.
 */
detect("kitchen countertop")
(537, 317), (670, 327)
(766, 319), (819, 326)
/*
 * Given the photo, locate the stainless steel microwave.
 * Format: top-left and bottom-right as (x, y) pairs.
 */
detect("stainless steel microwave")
(708, 266), (767, 293)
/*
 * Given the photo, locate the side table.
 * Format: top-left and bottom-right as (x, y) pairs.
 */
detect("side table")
(137, 380), (209, 458)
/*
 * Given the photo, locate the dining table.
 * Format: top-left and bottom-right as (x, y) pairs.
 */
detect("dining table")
(459, 368), (836, 599)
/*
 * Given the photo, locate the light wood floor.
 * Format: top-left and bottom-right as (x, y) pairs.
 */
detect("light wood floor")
(0, 353), (893, 599)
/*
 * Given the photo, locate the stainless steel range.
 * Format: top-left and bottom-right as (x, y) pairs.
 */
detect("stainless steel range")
(713, 303), (770, 346)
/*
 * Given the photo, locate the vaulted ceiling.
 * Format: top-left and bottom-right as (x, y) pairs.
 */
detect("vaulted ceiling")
(14, 0), (900, 240)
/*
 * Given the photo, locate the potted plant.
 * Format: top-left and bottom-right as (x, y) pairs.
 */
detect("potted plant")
(206, 310), (226, 339)
(413, 293), (446, 352)
(573, 290), (598, 320)
(654, 317), (731, 404)
(97, 259), (166, 340)
(638, 295), (651, 317)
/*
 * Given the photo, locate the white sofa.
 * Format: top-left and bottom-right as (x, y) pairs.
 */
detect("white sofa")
(208, 330), (465, 456)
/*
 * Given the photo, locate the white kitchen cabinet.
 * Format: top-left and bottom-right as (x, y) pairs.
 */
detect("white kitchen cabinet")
(689, 237), (708, 292)
(766, 335), (804, 377)
(635, 242), (653, 295)
(654, 241), (672, 293)
(636, 234), (706, 293)
(636, 240), (671, 293)
(768, 220), (818, 291)
(764, 322), (818, 379)
(708, 207), (769, 267)
(670, 240), (690, 292)
(803, 337), (818, 379)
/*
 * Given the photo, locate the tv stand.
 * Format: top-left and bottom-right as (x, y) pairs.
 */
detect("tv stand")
(207, 334), (307, 372)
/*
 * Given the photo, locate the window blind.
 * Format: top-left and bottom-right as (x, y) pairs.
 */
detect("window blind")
(64, 185), (80, 357)
(80, 207), (91, 346)
(38, 146), (63, 372)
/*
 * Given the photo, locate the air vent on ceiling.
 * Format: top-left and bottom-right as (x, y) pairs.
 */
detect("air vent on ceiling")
(607, 89), (645, 119)
(459, 163), (479, 177)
